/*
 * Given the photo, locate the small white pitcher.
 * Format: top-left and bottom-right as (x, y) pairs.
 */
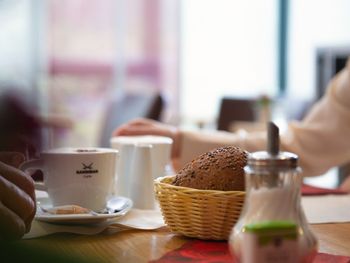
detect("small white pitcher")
(128, 144), (155, 210)
(110, 136), (173, 209)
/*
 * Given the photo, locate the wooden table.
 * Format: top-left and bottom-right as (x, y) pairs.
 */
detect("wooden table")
(18, 223), (350, 263)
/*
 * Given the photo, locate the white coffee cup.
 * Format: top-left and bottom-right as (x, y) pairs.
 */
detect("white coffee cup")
(110, 136), (172, 208)
(20, 147), (119, 212)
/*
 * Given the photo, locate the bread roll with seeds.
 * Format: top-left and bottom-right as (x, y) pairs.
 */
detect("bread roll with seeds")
(172, 146), (248, 191)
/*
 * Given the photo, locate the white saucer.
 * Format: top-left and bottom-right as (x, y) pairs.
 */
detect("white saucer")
(35, 196), (132, 225)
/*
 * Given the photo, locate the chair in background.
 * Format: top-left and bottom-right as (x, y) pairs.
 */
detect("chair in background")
(216, 96), (314, 132)
(217, 97), (256, 132)
(99, 92), (164, 147)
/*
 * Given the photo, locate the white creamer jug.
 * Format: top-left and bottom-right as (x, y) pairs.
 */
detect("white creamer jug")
(110, 136), (173, 209)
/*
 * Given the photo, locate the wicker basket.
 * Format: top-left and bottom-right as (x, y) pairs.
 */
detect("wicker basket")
(154, 175), (245, 240)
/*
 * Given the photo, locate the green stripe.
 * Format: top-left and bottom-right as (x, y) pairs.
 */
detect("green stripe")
(244, 220), (298, 246)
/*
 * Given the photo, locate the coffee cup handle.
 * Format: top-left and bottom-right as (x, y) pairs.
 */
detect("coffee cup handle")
(20, 159), (47, 191)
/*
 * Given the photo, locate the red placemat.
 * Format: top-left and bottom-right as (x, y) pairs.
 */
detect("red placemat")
(301, 184), (347, 196)
(150, 240), (350, 263)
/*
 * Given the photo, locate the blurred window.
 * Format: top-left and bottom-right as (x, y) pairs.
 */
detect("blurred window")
(287, 0), (350, 99)
(0, 0), (32, 90)
(180, 0), (277, 124)
(45, 0), (180, 147)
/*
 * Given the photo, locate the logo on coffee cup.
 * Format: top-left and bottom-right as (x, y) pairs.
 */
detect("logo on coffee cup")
(76, 162), (99, 178)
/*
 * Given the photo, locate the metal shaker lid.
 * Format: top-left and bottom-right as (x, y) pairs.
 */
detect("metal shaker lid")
(247, 151), (298, 168)
(246, 122), (298, 169)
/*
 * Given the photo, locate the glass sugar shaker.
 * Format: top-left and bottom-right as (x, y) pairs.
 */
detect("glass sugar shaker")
(229, 122), (318, 263)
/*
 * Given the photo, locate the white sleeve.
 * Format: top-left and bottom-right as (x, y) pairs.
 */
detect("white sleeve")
(178, 59), (350, 177)
(281, 60), (350, 177)
(178, 129), (266, 167)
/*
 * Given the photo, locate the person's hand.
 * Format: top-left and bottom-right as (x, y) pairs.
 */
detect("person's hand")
(113, 118), (181, 160)
(0, 152), (36, 240)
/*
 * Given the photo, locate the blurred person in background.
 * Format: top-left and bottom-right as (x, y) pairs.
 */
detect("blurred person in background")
(0, 152), (35, 240)
(114, 59), (350, 191)
(0, 90), (95, 263)
(0, 91), (41, 240)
